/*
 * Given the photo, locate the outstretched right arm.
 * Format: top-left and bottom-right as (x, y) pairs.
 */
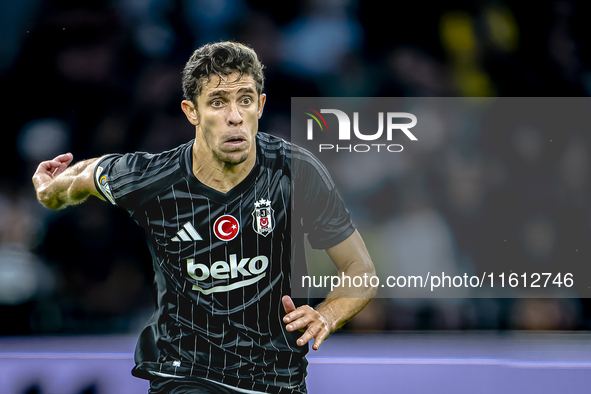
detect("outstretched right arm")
(32, 153), (104, 210)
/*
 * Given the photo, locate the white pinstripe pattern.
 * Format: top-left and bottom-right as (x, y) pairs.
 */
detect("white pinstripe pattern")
(279, 177), (292, 292)
(206, 313), (210, 379)
(184, 178), (198, 376)
(222, 320), (227, 384)
(144, 210), (156, 254)
(239, 190), (256, 386)
(279, 176), (296, 383)
(206, 198), (212, 379)
(266, 168), (280, 386)
(237, 193), (244, 387)
(171, 185), (184, 362)
(156, 195), (167, 370)
(156, 196), (168, 270)
(191, 302), (195, 376)
(177, 292), (182, 362)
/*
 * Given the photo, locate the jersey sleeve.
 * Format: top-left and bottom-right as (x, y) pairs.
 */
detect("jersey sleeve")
(293, 151), (355, 250)
(93, 152), (153, 214)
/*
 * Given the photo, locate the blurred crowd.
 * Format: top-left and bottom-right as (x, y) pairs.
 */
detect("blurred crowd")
(2, 0), (591, 335)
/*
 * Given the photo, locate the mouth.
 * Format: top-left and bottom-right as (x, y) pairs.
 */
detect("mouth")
(221, 135), (247, 150)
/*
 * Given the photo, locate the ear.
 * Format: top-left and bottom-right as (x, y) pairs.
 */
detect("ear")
(181, 100), (199, 126)
(257, 94), (267, 119)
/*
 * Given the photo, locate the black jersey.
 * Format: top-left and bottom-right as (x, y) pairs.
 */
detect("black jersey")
(93, 132), (354, 394)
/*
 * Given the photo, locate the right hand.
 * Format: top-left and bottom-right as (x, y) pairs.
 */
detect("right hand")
(32, 153), (74, 194)
(282, 295), (333, 351)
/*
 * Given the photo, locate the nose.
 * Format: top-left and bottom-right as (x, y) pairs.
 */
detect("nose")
(227, 103), (243, 126)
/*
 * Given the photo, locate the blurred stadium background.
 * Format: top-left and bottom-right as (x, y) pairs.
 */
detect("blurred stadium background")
(2, 0), (591, 393)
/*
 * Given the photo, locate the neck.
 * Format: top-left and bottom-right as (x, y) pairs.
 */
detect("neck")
(191, 141), (256, 194)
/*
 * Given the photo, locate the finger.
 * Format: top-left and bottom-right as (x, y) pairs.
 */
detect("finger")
(311, 328), (330, 350)
(34, 161), (59, 180)
(36, 161), (53, 174)
(37, 156), (69, 172)
(283, 306), (308, 324)
(54, 152), (73, 164)
(282, 295), (296, 315)
(285, 313), (314, 332)
(50, 153), (73, 176)
(51, 164), (64, 176)
(296, 323), (324, 347)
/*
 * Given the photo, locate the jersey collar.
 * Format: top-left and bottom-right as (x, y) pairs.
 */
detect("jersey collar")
(181, 138), (262, 203)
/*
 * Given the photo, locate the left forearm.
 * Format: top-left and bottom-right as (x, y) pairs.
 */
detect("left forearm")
(315, 260), (377, 332)
(315, 296), (373, 333)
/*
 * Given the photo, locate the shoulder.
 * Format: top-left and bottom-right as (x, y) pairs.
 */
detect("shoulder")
(99, 141), (192, 179)
(256, 131), (292, 157)
(256, 132), (323, 169)
(95, 141), (193, 208)
(254, 132), (334, 189)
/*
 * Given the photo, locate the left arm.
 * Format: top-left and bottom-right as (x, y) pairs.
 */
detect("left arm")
(283, 230), (377, 350)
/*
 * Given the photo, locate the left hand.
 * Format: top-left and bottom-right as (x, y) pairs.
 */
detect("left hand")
(32, 153), (74, 192)
(282, 295), (333, 351)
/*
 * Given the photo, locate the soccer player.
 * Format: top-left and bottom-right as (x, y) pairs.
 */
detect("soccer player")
(32, 41), (376, 394)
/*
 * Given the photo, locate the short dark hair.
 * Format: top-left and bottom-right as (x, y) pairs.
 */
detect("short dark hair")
(182, 41), (265, 105)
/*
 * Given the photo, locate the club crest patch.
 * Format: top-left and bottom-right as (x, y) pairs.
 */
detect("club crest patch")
(252, 199), (275, 237)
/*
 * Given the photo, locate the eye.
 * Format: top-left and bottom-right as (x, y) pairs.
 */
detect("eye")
(241, 97), (253, 105)
(211, 99), (223, 107)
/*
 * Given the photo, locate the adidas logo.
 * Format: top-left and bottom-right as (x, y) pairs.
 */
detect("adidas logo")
(171, 222), (203, 242)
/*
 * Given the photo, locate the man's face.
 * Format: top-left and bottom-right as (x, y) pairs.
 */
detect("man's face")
(183, 72), (266, 167)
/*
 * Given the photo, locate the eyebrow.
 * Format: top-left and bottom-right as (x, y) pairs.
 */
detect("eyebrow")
(207, 87), (256, 97)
